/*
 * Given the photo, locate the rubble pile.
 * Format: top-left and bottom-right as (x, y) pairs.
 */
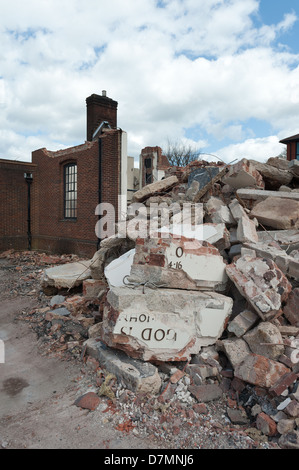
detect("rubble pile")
(5, 156), (299, 448)
(79, 155), (299, 448)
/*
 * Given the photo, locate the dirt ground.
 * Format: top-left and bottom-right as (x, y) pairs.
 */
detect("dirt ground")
(0, 252), (281, 450)
(0, 254), (167, 450)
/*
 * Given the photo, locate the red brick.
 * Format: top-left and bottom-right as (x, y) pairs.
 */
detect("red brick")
(83, 279), (107, 298)
(192, 403), (208, 415)
(74, 392), (101, 411)
(188, 384), (223, 402)
(285, 400), (299, 418)
(148, 253), (166, 267)
(256, 412), (277, 436)
(269, 372), (298, 396)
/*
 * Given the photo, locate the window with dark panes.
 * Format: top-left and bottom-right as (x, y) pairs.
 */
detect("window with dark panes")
(64, 163), (77, 218)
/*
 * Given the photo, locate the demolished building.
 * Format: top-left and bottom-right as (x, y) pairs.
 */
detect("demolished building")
(39, 153), (299, 447)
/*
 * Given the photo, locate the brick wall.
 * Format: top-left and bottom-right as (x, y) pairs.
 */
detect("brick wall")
(0, 93), (123, 258)
(31, 141), (99, 257)
(100, 129), (121, 218)
(29, 130), (123, 258)
(0, 159), (38, 252)
(286, 141), (296, 161)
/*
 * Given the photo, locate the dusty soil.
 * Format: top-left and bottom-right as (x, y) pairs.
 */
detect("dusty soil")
(0, 252), (280, 450)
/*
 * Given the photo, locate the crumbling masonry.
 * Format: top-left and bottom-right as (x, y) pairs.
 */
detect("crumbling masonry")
(39, 154), (299, 448)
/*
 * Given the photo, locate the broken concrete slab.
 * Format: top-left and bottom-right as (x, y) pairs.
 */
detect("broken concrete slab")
(258, 229), (299, 251)
(222, 158), (264, 189)
(128, 263), (200, 291)
(185, 179), (200, 201)
(288, 159), (299, 178)
(205, 196), (235, 226)
(82, 279), (107, 299)
(84, 338), (162, 394)
(237, 188), (299, 208)
(132, 175), (179, 203)
(216, 337), (251, 369)
(100, 286), (233, 362)
(236, 215), (259, 244)
(188, 383), (223, 403)
(279, 185), (292, 192)
(89, 237), (135, 280)
(250, 197), (299, 230)
(227, 310), (259, 337)
(243, 322), (284, 361)
(225, 255), (292, 321)
(234, 354), (291, 389)
(250, 160), (293, 189)
(104, 249), (136, 287)
(266, 157), (290, 171)
(158, 223), (230, 250)
(228, 199), (247, 221)
(202, 223), (231, 251)
(283, 288), (299, 326)
(41, 260), (92, 290)
(227, 407), (249, 425)
(228, 199), (259, 244)
(129, 234), (228, 292)
(243, 241), (299, 281)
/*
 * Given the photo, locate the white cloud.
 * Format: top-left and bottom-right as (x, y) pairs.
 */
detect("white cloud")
(215, 135), (286, 164)
(0, 0), (299, 163)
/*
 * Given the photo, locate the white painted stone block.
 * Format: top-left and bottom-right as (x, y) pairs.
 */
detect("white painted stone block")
(100, 287), (233, 362)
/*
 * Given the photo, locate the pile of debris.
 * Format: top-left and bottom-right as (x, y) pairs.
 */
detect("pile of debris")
(39, 156), (299, 448)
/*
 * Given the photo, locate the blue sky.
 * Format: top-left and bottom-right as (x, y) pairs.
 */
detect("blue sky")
(1, 0), (299, 165)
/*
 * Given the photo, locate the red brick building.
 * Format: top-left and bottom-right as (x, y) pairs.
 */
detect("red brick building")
(0, 92), (127, 257)
(280, 134), (299, 161)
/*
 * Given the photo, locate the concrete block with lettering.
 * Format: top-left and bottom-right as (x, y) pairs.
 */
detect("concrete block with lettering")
(129, 233), (228, 292)
(100, 286), (233, 362)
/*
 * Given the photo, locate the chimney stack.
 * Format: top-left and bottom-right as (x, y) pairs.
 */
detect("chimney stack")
(86, 92), (118, 141)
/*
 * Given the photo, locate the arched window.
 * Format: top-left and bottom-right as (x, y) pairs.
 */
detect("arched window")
(64, 163), (77, 219)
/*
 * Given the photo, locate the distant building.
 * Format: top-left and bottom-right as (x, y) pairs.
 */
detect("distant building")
(127, 156), (140, 202)
(280, 133), (299, 161)
(0, 92), (128, 257)
(139, 146), (170, 188)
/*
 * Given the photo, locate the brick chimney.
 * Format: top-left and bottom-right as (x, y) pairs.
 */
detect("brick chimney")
(86, 91), (118, 141)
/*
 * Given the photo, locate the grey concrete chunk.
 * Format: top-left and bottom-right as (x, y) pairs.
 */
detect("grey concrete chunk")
(227, 310), (259, 337)
(244, 322), (284, 360)
(84, 339), (161, 394)
(42, 261), (92, 289)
